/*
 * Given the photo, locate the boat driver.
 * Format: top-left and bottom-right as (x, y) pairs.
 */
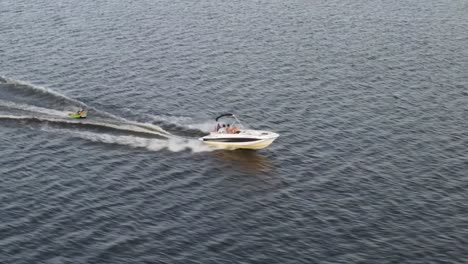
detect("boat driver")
(218, 124), (227, 133)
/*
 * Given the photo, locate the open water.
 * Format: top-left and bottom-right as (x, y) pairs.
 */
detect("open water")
(1, 0), (468, 263)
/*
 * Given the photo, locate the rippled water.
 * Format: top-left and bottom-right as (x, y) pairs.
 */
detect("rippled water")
(1, 0), (468, 263)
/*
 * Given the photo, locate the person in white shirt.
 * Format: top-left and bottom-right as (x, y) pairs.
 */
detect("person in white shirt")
(217, 124), (227, 133)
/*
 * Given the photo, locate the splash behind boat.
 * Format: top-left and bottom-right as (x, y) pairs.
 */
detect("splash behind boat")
(199, 114), (279, 150)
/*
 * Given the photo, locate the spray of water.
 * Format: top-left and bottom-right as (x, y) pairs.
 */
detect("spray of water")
(0, 114), (170, 138)
(1, 76), (171, 136)
(2, 77), (88, 107)
(0, 99), (69, 118)
(150, 115), (216, 133)
(0, 76), (221, 152)
(52, 129), (219, 153)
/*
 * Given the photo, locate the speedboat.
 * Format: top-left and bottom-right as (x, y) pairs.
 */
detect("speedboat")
(199, 114), (279, 150)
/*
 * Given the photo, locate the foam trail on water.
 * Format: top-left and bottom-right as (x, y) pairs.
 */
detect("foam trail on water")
(150, 115), (216, 133)
(186, 122), (218, 133)
(0, 99), (69, 118)
(1, 76), (116, 121)
(127, 121), (171, 136)
(53, 130), (219, 153)
(0, 114), (170, 138)
(2, 77), (87, 107)
(1, 76), (171, 136)
(0, 78), (220, 152)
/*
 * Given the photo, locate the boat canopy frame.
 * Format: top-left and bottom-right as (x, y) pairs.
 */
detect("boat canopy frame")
(215, 113), (244, 129)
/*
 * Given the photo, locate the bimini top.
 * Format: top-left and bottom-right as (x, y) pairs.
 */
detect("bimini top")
(215, 113), (235, 121)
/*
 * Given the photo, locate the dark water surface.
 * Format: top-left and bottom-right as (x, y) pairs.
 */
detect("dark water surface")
(1, 0), (468, 263)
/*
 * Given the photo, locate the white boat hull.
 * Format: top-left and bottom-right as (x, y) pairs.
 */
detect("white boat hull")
(202, 137), (277, 150)
(199, 130), (279, 150)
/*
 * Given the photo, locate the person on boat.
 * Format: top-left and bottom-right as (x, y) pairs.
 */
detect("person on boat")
(226, 124), (232, 134)
(218, 124), (227, 133)
(215, 123), (221, 131)
(231, 125), (239, 134)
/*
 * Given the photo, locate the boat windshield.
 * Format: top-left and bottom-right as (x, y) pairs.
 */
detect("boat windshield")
(214, 114), (244, 132)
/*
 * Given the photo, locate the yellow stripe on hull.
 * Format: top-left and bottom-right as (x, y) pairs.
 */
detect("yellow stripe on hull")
(203, 138), (276, 150)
